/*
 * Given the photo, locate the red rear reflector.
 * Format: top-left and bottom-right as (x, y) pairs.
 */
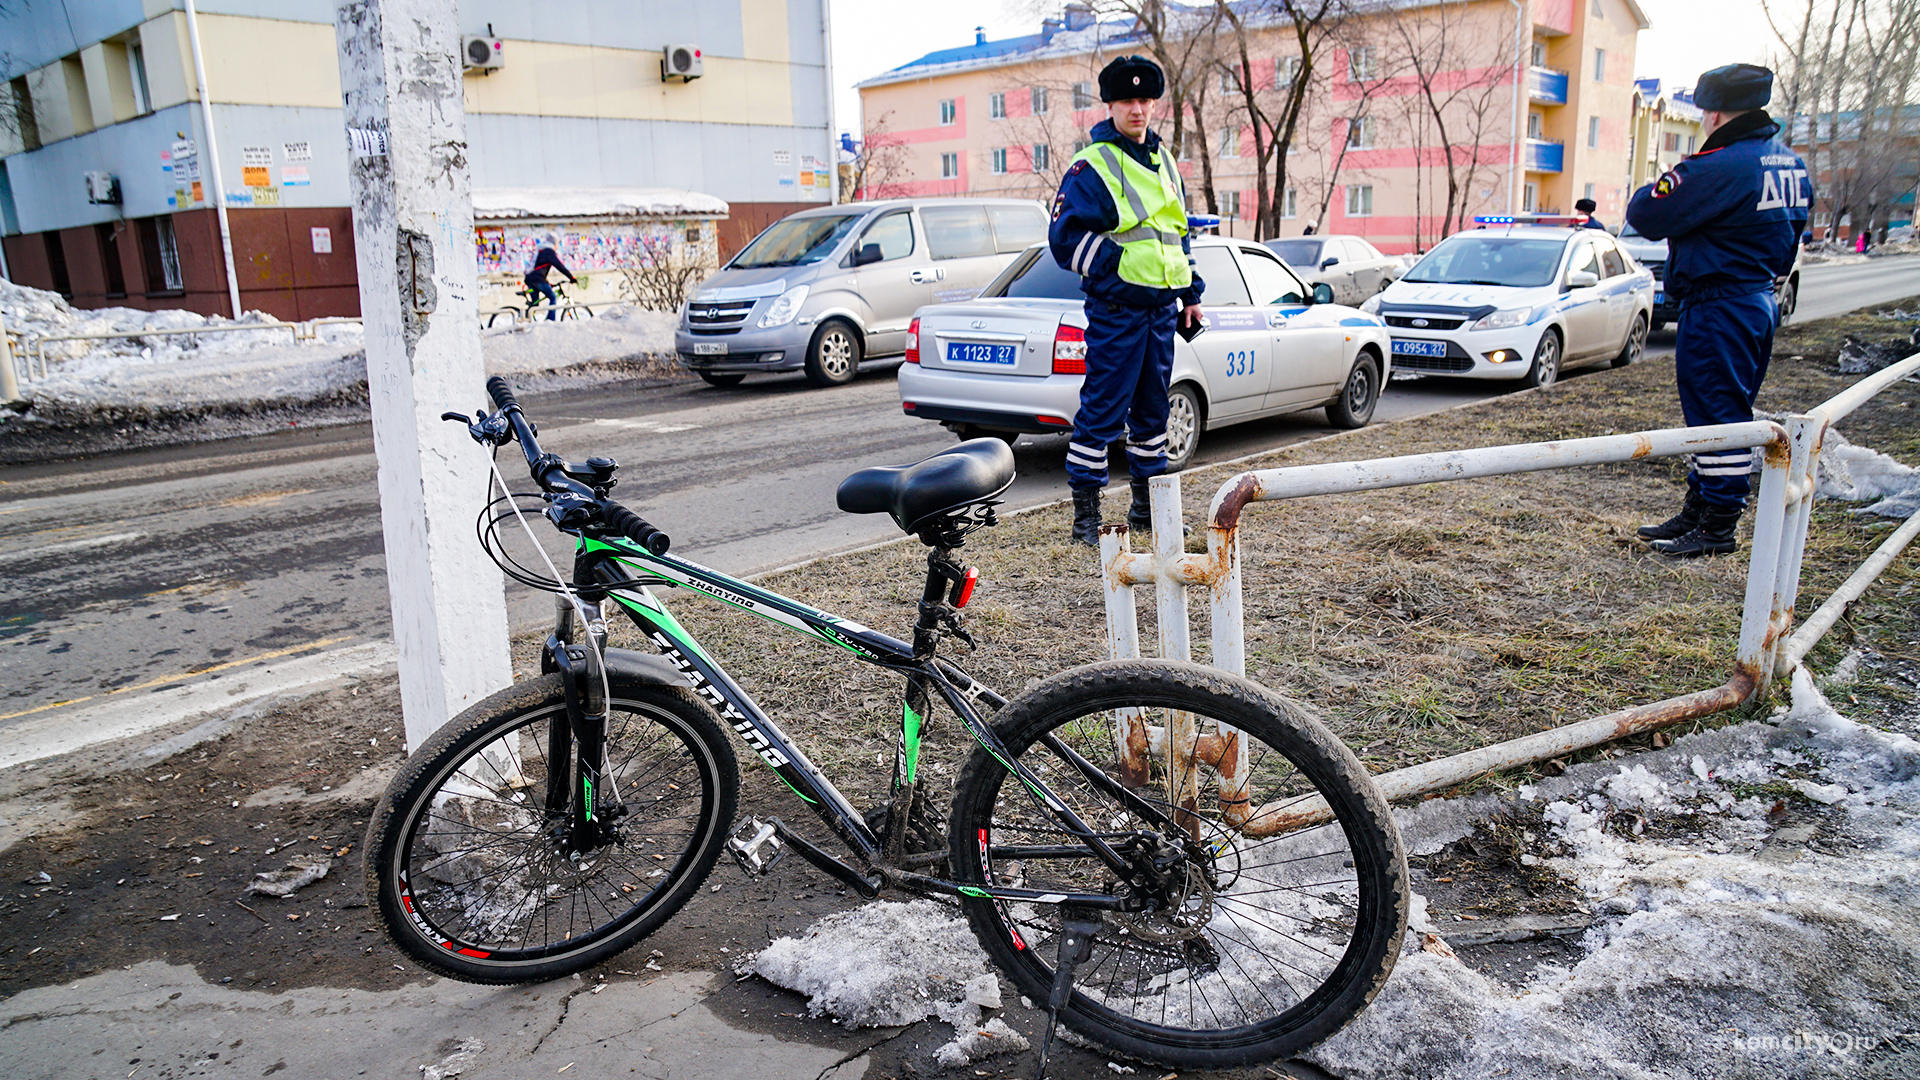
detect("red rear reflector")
(1036, 415), (1070, 427)
(905, 317), (920, 364)
(902, 401), (916, 413)
(1052, 323), (1086, 375)
(953, 566), (978, 608)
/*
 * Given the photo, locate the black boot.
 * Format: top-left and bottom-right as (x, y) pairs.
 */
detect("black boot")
(1127, 478), (1152, 532)
(1649, 505), (1742, 558)
(1070, 486), (1102, 547)
(1637, 477), (1705, 541)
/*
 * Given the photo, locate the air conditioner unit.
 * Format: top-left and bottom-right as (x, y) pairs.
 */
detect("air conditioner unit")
(662, 44), (703, 82)
(463, 35), (504, 72)
(84, 171), (121, 205)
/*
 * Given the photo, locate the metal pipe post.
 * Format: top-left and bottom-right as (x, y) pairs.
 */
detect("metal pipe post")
(183, 0), (243, 318)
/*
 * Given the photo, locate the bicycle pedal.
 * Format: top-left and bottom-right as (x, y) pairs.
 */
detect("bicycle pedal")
(726, 818), (787, 877)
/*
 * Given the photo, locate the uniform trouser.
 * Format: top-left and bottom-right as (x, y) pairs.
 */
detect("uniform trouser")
(1675, 288), (1778, 509)
(1065, 296), (1176, 490)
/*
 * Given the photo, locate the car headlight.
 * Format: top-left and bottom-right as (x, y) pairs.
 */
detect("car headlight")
(759, 284), (810, 328)
(1472, 305), (1535, 330)
(1359, 295), (1382, 315)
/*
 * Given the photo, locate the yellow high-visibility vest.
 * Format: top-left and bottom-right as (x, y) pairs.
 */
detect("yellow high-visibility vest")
(1074, 139), (1192, 291)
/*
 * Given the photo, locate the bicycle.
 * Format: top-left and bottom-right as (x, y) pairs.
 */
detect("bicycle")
(365, 376), (1409, 1072)
(517, 279), (590, 322)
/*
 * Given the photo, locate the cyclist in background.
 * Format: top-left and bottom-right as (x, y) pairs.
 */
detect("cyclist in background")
(525, 246), (577, 321)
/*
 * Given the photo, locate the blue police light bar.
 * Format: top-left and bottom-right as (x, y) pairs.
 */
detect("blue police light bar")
(1475, 215), (1517, 224)
(1475, 213), (1586, 227)
(1188, 214), (1221, 233)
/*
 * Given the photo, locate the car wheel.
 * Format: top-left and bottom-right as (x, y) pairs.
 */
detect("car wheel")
(1326, 355), (1379, 429)
(1776, 276), (1798, 320)
(1163, 384), (1202, 472)
(955, 424), (1019, 447)
(1520, 329), (1561, 390)
(698, 371), (745, 388)
(804, 320), (862, 387)
(1611, 315), (1648, 369)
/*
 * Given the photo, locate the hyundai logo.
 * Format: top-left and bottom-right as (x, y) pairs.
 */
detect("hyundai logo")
(1411, 318), (1429, 328)
(705, 308), (721, 319)
(970, 320), (987, 329)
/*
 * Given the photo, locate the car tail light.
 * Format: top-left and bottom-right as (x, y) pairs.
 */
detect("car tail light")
(905, 317), (920, 364)
(1052, 323), (1086, 375)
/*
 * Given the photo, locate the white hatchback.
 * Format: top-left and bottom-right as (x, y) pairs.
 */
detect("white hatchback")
(1360, 219), (1655, 389)
(897, 237), (1392, 471)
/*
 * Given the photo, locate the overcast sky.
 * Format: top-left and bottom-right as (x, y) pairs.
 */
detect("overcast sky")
(826, 0), (1786, 138)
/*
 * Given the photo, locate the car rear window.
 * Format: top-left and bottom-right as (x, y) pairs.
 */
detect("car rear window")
(921, 205), (997, 259)
(1266, 239), (1321, 267)
(990, 248), (1084, 299)
(988, 205), (1047, 253)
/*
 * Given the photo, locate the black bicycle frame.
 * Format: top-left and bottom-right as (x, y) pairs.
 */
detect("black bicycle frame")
(553, 532), (1167, 911)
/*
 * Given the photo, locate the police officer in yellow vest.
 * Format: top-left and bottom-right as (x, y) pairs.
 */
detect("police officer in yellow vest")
(1048, 55), (1205, 545)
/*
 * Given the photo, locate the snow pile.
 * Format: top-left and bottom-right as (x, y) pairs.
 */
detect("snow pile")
(2, 279), (681, 415)
(739, 899), (1028, 1066)
(1309, 665), (1920, 1080)
(1746, 419), (1920, 520)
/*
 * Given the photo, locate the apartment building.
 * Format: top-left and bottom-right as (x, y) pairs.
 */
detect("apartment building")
(1627, 79), (1703, 198)
(856, 0), (1647, 254)
(0, 0), (833, 318)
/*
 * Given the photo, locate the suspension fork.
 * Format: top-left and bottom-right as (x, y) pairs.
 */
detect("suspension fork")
(546, 590), (611, 853)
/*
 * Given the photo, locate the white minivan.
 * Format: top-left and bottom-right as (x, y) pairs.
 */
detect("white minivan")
(676, 198), (1047, 388)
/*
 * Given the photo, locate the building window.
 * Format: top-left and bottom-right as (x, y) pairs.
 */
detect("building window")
(1277, 55), (1301, 87)
(1685, 134), (1696, 153)
(1346, 116), (1373, 149)
(1032, 144), (1049, 171)
(128, 43), (151, 115)
(939, 99), (956, 125)
(1591, 0), (1604, 17)
(1219, 126), (1240, 157)
(1031, 87), (1048, 114)
(940, 152), (959, 179)
(1584, 182), (1596, 201)
(1522, 182), (1537, 212)
(991, 147), (1008, 174)
(1221, 190), (1241, 218)
(1588, 115), (1601, 148)
(1532, 40), (1547, 66)
(1593, 48), (1605, 82)
(1219, 66), (1240, 94)
(1345, 184), (1373, 217)
(1072, 138), (1090, 155)
(95, 223), (127, 297)
(989, 92), (1006, 120)
(1349, 46), (1376, 82)
(1072, 81), (1093, 109)
(139, 217), (183, 291)
(8, 76), (40, 150)
(1528, 112), (1543, 139)
(1663, 131), (1680, 152)
(1281, 187), (1298, 219)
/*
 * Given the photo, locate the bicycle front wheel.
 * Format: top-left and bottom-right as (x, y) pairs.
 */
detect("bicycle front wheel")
(366, 675), (738, 983)
(947, 659), (1407, 1068)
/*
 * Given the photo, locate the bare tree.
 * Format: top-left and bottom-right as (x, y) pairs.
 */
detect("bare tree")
(612, 230), (715, 313)
(844, 111), (919, 201)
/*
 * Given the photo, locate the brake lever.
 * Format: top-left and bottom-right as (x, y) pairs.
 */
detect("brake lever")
(441, 408), (514, 447)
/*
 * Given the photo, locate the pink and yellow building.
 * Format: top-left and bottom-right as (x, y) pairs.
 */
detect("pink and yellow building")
(855, 0), (1649, 254)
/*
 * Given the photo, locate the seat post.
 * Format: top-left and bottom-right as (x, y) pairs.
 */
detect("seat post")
(913, 546), (963, 657)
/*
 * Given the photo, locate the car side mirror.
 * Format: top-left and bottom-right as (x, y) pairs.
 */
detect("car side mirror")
(1311, 282), (1335, 305)
(1320, 257), (1341, 269)
(1566, 270), (1599, 289)
(853, 243), (884, 267)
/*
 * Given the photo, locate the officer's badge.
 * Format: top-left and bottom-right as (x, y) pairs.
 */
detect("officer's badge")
(1653, 169), (1682, 198)
(1051, 192), (1067, 220)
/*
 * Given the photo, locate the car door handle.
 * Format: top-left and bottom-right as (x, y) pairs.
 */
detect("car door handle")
(909, 269), (945, 285)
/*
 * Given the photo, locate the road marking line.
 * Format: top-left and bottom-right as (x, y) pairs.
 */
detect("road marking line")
(108, 635), (357, 696)
(0, 531), (147, 561)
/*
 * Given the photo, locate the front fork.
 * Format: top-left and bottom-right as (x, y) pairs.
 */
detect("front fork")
(546, 593), (612, 855)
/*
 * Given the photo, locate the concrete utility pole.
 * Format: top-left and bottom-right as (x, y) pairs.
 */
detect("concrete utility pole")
(334, 0), (511, 750)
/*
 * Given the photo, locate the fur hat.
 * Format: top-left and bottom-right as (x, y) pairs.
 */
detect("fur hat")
(1693, 64), (1773, 112)
(1099, 55), (1164, 102)
(1575, 198), (1597, 213)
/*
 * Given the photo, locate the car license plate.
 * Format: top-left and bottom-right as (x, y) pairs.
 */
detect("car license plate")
(947, 342), (1017, 366)
(693, 342), (726, 355)
(1655, 291), (1666, 305)
(1391, 338), (1447, 358)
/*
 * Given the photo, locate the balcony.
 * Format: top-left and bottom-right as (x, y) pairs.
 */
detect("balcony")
(1524, 138), (1564, 173)
(1528, 66), (1568, 105)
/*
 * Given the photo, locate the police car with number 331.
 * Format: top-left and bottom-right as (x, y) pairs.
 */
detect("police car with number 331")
(1359, 216), (1656, 389)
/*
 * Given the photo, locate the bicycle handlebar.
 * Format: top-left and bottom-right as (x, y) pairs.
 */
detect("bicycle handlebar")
(479, 376), (672, 555)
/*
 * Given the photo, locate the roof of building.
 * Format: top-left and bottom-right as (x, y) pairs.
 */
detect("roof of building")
(471, 187), (729, 221)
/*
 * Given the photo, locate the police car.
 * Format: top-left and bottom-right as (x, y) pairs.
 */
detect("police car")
(898, 236), (1391, 471)
(1359, 216), (1655, 389)
(1617, 221), (1802, 333)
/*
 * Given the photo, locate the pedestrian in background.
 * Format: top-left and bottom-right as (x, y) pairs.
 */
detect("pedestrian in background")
(1626, 63), (1811, 558)
(1047, 54), (1205, 545)
(525, 246), (577, 321)
(1575, 197), (1606, 230)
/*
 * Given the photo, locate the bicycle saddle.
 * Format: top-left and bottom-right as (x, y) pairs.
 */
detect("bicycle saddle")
(836, 439), (1016, 535)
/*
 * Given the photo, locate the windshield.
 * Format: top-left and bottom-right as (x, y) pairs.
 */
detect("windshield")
(731, 213), (864, 269)
(985, 247), (1083, 299)
(1264, 239), (1322, 266)
(1401, 235), (1566, 288)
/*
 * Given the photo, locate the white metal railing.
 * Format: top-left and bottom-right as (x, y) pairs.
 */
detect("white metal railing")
(13, 317), (364, 383)
(1102, 352), (1920, 823)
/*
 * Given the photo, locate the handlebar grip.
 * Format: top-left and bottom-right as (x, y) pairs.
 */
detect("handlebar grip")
(486, 376), (522, 414)
(602, 503), (671, 556)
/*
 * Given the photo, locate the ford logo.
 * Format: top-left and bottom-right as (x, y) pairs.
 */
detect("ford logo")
(1411, 318), (1429, 327)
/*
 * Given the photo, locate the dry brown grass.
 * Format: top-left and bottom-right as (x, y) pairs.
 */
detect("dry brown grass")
(610, 298), (1920, 809)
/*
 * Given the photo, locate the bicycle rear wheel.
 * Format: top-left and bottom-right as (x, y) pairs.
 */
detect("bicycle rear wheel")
(366, 675), (737, 983)
(947, 659), (1406, 1068)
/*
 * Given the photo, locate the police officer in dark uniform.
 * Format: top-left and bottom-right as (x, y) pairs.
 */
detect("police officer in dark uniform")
(1574, 197), (1605, 231)
(1626, 64), (1811, 557)
(1048, 55), (1205, 545)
